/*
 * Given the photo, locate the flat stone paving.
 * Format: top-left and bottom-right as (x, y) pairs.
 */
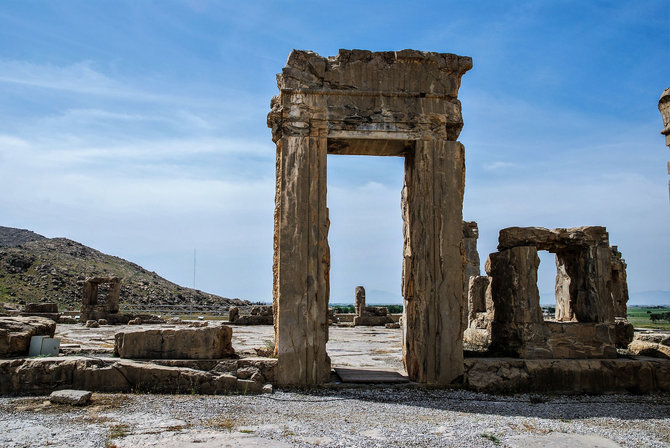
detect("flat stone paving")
(55, 322), (406, 373)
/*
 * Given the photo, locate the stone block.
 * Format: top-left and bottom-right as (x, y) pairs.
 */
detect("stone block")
(114, 325), (234, 359)
(0, 316), (57, 357)
(25, 303), (58, 313)
(614, 319), (634, 348)
(49, 389), (92, 406)
(545, 322), (617, 358)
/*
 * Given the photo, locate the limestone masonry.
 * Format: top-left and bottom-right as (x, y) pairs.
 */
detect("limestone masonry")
(268, 49), (471, 385)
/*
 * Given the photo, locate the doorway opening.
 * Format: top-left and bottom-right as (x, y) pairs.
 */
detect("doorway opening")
(326, 153), (406, 379)
(537, 251), (557, 320)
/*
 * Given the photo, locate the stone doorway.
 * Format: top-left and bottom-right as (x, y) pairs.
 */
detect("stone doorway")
(268, 49), (472, 385)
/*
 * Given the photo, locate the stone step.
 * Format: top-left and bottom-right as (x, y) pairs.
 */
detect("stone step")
(334, 367), (409, 384)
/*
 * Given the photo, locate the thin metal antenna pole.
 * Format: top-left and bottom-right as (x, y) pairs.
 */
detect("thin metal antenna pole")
(193, 248), (196, 290)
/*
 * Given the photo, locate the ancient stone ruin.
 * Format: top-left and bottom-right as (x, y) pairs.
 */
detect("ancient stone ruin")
(81, 276), (121, 322)
(228, 305), (273, 325)
(268, 49), (472, 385)
(21, 302), (60, 322)
(468, 226), (629, 359)
(353, 286), (393, 326)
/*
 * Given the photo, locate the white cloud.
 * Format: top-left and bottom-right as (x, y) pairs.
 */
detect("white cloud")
(483, 161), (516, 171)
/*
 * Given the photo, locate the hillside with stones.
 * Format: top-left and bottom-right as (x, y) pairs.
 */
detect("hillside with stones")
(0, 226), (249, 310)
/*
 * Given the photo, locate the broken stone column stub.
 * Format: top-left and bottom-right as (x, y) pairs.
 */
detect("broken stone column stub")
(270, 49), (471, 386)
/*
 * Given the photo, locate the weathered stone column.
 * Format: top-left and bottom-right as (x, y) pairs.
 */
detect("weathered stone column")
(355, 286), (366, 317)
(554, 246), (614, 324)
(486, 246), (550, 358)
(272, 104), (331, 385)
(402, 139), (465, 384)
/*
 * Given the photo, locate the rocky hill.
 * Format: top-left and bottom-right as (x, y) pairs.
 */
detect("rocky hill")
(0, 226), (250, 310)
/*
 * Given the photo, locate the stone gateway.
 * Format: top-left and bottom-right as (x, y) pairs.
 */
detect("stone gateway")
(268, 49), (472, 385)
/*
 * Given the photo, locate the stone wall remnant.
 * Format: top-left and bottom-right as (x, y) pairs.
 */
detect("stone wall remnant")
(463, 275), (493, 347)
(486, 226), (627, 359)
(352, 286), (393, 326)
(269, 49), (471, 385)
(228, 305), (273, 325)
(21, 302), (60, 322)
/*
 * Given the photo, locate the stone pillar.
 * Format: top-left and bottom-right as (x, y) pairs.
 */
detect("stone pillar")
(555, 253), (575, 321)
(486, 246), (550, 358)
(82, 281), (97, 306)
(554, 247), (614, 324)
(462, 221), (480, 333)
(355, 286), (366, 317)
(467, 276), (491, 323)
(273, 110), (331, 385)
(108, 278), (121, 314)
(610, 246), (629, 318)
(402, 139), (465, 384)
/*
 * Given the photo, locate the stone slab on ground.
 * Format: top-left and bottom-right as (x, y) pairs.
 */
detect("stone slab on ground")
(334, 367), (409, 384)
(506, 432), (621, 448)
(49, 389), (92, 406)
(114, 324), (234, 359)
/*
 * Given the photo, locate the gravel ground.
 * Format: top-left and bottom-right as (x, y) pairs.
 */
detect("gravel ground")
(1, 388), (668, 447)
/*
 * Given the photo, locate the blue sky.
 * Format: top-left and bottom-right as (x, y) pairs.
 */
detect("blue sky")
(0, 1), (668, 304)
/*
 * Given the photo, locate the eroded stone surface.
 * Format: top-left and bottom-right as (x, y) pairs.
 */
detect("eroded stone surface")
(270, 49), (470, 385)
(49, 389), (92, 406)
(628, 340), (670, 359)
(114, 325), (234, 359)
(0, 316), (56, 357)
(464, 357), (670, 394)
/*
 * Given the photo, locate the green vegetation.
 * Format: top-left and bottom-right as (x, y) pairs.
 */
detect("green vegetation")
(332, 304), (403, 313)
(627, 306), (670, 330)
(480, 433), (501, 445)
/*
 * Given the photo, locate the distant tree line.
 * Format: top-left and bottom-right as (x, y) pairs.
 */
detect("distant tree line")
(649, 312), (670, 324)
(332, 304), (403, 314)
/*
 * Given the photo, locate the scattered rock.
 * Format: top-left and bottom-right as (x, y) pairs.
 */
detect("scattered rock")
(628, 340), (670, 359)
(49, 389), (92, 406)
(188, 321), (208, 328)
(128, 318), (142, 325)
(97, 319), (108, 325)
(85, 320), (99, 328)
